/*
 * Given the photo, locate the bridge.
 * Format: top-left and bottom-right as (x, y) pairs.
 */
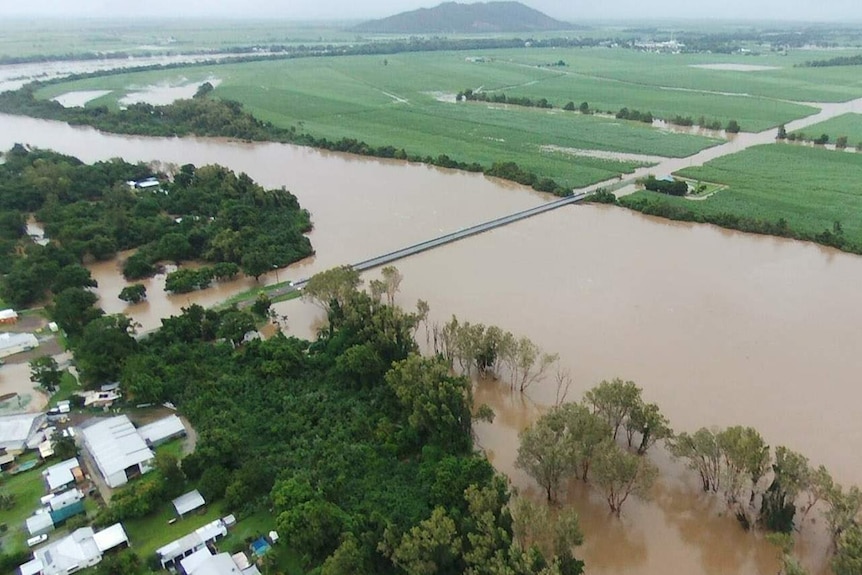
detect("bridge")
(282, 191), (590, 293)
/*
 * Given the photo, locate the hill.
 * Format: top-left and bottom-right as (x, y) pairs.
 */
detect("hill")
(352, 1), (574, 34)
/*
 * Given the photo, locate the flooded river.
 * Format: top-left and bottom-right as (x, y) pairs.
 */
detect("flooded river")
(1, 113), (860, 574)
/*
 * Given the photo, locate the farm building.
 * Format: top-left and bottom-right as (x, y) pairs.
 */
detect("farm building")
(173, 489), (206, 518)
(18, 524), (129, 575)
(42, 457), (83, 493)
(80, 416), (154, 488)
(0, 309), (18, 324)
(156, 518), (228, 569)
(0, 332), (38, 359)
(138, 414), (186, 446)
(0, 412), (46, 453)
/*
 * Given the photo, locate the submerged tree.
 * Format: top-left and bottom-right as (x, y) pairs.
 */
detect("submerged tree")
(591, 441), (658, 516)
(516, 408), (572, 502)
(584, 379), (641, 441)
(670, 428), (722, 492)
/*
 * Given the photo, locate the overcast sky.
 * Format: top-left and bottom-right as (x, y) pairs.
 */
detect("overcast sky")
(1, 0), (860, 22)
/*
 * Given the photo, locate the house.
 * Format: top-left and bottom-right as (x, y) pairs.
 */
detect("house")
(180, 549), (261, 575)
(156, 519), (228, 569)
(0, 309), (18, 325)
(138, 414), (186, 447)
(173, 489), (206, 519)
(18, 523), (129, 575)
(48, 489), (86, 525)
(42, 458), (83, 493)
(0, 332), (39, 359)
(25, 512), (54, 538)
(80, 416), (154, 488)
(127, 177), (162, 191)
(80, 389), (121, 409)
(0, 412), (46, 453)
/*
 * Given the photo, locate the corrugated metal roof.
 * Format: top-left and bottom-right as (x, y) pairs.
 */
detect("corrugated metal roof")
(93, 523), (129, 552)
(173, 490), (205, 516)
(137, 415), (185, 445)
(0, 412), (45, 451)
(42, 458), (80, 492)
(81, 416), (153, 479)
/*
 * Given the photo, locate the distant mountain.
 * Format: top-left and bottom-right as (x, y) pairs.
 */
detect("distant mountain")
(352, 2), (574, 34)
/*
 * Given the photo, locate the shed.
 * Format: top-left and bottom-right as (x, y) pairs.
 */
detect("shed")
(156, 519), (227, 569)
(0, 309), (18, 324)
(173, 490), (206, 518)
(47, 489), (83, 512)
(0, 412), (46, 453)
(42, 457), (81, 493)
(138, 415), (186, 447)
(0, 332), (38, 359)
(93, 523), (130, 553)
(80, 416), (154, 488)
(25, 512), (54, 536)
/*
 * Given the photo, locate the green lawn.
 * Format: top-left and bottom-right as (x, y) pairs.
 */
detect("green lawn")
(0, 456), (47, 553)
(627, 144), (862, 247)
(47, 371), (81, 408)
(791, 113), (862, 146)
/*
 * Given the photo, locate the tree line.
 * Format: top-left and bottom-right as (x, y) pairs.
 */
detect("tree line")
(617, 193), (860, 254)
(0, 86), (573, 197)
(515, 377), (862, 574)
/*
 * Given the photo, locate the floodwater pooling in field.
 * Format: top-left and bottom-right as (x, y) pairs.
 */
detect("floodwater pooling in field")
(119, 77), (222, 106)
(2, 111), (862, 575)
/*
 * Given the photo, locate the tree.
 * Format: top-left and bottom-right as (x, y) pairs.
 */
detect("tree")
(118, 283), (147, 304)
(717, 426), (769, 512)
(825, 484), (862, 546)
(385, 354), (472, 449)
(53, 435), (77, 460)
(322, 534), (369, 575)
(579, 102), (590, 114)
(836, 136), (849, 149)
(251, 293), (272, 318)
(386, 507), (462, 575)
(834, 525), (862, 575)
(30, 355), (62, 393)
(624, 401), (672, 455)
(503, 336), (558, 392)
(122, 252), (156, 280)
(669, 428), (722, 492)
(563, 102), (576, 112)
(776, 125), (787, 140)
(761, 447), (809, 533)
(800, 465), (833, 523)
(726, 119), (741, 133)
(74, 314), (138, 386)
(302, 266), (362, 314)
(380, 265), (403, 307)
(516, 409), (572, 502)
(584, 379), (641, 440)
(50, 286), (102, 337)
(241, 250), (271, 281)
(558, 402), (612, 482)
(217, 309), (256, 347)
(155, 452), (185, 498)
(277, 499), (348, 564)
(591, 441), (657, 516)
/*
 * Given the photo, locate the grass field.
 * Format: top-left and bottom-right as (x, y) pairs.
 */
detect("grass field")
(630, 144), (862, 245)
(791, 113), (862, 145)
(0, 455), (46, 553)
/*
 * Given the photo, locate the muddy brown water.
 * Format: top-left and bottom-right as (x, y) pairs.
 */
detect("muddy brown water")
(2, 112), (861, 573)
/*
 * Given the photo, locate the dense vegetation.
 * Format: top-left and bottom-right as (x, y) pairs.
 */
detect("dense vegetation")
(86, 266), (585, 574)
(800, 54), (862, 68)
(0, 146), (313, 307)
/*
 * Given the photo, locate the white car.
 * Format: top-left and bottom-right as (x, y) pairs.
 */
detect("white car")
(27, 534), (48, 547)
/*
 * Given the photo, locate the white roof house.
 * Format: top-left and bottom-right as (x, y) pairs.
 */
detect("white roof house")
(183, 551), (261, 575)
(42, 457), (81, 493)
(0, 412), (46, 452)
(138, 414), (186, 446)
(0, 332), (39, 359)
(47, 489), (83, 512)
(21, 523), (129, 575)
(156, 519), (228, 569)
(173, 489), (206, 518)
(25, 512), (54, 537)
(80, 416), (154, 488)
(31, 527), (101, 575)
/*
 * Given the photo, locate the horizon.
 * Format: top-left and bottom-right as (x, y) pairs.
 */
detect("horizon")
(1, 1), (861, 24)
